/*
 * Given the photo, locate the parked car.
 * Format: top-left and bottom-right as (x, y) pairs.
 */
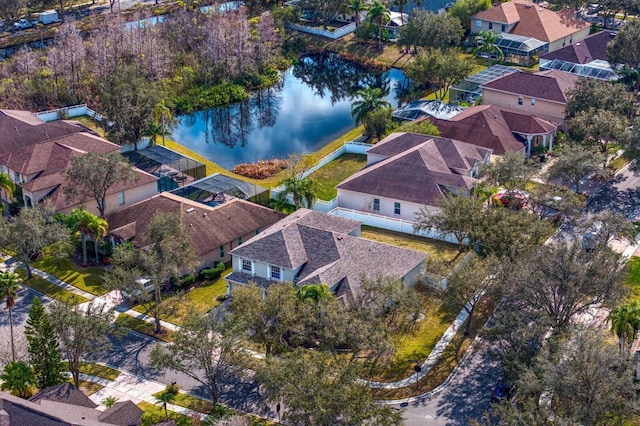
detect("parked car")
(14, 19), (37, 30)
(120, 278), (155, 303)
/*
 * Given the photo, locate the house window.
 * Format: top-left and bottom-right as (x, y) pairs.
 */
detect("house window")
(517, 96), (523, 106)
(488, 22), (493, 30)
(394, 202), (401, 215)
(501, 24), (506, 32)
(531, 98), (536, 106)
(219, 245), (225, 259)
(118, 191), (125, 205)
(475, 20), (482, 28)
(373, 198), (380, 211)
(242, 259), (252, 272)
(270, 265), (281, 280)
(237, 237), (243, 246)
(255, 229), (260, 235)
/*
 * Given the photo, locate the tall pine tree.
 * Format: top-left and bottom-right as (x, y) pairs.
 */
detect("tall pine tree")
(25, 297), (64, 389)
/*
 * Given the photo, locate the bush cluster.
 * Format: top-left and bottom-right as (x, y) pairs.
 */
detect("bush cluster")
(199, 262), (226, 281)
(172, 83), (249, 114)
(231, 159), (289, 179)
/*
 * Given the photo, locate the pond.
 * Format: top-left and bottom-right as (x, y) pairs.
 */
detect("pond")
(171, 54), (408, 170)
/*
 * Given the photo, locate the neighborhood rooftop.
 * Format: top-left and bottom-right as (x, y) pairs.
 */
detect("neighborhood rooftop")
(481, 69), (581, 103)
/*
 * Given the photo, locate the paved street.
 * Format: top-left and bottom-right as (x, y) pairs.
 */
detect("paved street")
(588, 165), (640, 219)
(394, 341), (500, 425)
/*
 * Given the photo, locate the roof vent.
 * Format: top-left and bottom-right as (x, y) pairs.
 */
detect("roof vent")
(203, 212), (208, 217)
(337, 235), (343, 240)
(575, 42), (581, 46)
(610, 32), (616, 37)
(186, 207), (195, 213)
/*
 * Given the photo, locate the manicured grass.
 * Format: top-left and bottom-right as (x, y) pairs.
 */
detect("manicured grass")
(151, 391), (213, 414)
(32, 253), (107, 296)
(308, 153), (366, 200)
(77, 379), (105, 396)
(165, 125), (366, 189)
(360, 225), (462, 264)
(372, 294), (496, 399)
(16, 269), (90, 304)
(138, 401), (193, 426)
(625, 256), (640, 302)
(78, 362), (121, 381)
(368, 293), (459, 381)
(115, 313), (176, 342)
(160, 268), (231, 325)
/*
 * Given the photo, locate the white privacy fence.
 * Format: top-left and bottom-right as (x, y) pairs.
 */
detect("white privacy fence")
(36, 104), (105, 122)
(329, 207), (462, 244)
(271, 141), (373, 206)
(288, 22), (356, 39)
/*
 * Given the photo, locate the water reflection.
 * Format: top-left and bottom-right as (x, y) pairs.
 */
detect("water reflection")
(172, 53), (408, 169)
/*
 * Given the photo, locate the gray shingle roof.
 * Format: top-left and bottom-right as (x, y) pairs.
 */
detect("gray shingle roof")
(30, 383), (97, 409)
(98, 401), (142, 426)
(228, 210), (427, 301)
(337, 134), (489, 207)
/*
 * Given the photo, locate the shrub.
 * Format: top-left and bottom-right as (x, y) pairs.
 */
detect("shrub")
(178, 273), (195, 288)
(165, 382), (180, 395)
(172, 83), (249, 114)
(199, 262), (226, 281)
(231, 159), (289, 179)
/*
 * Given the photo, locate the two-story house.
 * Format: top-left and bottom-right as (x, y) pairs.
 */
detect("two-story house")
(226, 209), (427, 304)
(481, 69), (581, 130)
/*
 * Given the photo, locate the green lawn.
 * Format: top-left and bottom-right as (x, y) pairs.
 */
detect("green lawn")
(115, 313), (176, 342)
(360, 225), (462, 264)
(151, 391), (213, 414)
(76, 379), (105, 396)
(16, 269), (90, 304)
(60, 362), (121, 381)
(138, 401), (193, 426)
(308, 153), (367, 200)
(131, 267), (232, 325)
(32, 253), (107, 296)
(625, 257), (640, 301)
(369, 293), (459, 381)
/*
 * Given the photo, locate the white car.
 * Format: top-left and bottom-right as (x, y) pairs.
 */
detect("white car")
(14, 19), (37, 30)
(121, 278), (154, 303)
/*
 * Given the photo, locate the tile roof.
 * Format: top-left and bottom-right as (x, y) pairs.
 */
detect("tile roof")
(228, 209), (426, 301)
(10, 135), (158, 212)
(473, 0), (589, 42)
(481, 69), (581, 103)
(0, 110), (86, 155)
(29, 383), (97, 409)
(106, 192), (285, 257)
(337, 133), (490, 207)
(426, 104), (559, 154)
(540, 30), (615, 63)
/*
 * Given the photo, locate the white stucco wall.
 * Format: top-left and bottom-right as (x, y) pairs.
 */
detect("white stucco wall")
(482, 88), (567, 129)
(337, 188), (434, 222)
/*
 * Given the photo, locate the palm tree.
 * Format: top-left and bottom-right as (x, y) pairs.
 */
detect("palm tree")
(103, 396), (119, 408)
(609, 301), (640, 357)
(0, 271), (21, 362)
(87, 215), (108, 264)
(0, 172), (16, 211)
(0, 361), (35, 398)
(280, 176), (318, 210)
(474, 30), (504, 66)
(153, 100), (175, 147)
(155, 391), (175, 421)
(347, 0), (366, 29)
(351, 87), (392, 131)
(66, 208), (108, 265)
(367, 0), (390, 50)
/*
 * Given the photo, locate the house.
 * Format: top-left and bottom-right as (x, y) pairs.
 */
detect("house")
(0, 109), (159, 214)
(336, 133), (491, 220)
(425, 104), (560, 155)
(481, 69), (581, 129)
(226, 209), (427, 304)
(105, 192), (285, 268)
(539, 30), (618, 80)
(0, 383), (143, 425)
(471, 0), (590, 53)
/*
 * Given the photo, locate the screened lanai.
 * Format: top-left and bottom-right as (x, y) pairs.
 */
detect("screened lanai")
(124, 146), (207, 192)
(539, 58), (617, 80)
(493, 34), (548, 66)
(170, 173), (269, 207)
(450, 65), (518, 104)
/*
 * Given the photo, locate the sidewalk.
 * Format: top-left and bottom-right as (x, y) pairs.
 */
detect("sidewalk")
(3, 254), (472, 390)
(82, 370), (206, 420)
